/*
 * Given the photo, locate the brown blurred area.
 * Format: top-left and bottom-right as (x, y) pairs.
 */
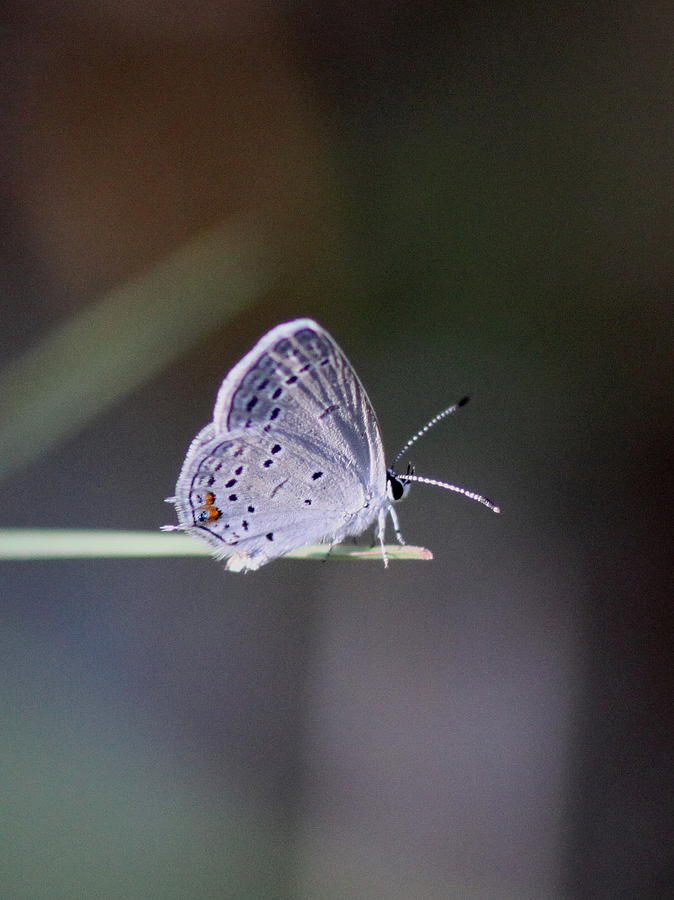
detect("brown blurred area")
(5, 2), (337, 313)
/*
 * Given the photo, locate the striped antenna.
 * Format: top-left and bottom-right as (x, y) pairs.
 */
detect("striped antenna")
(389, 396), (470, 468)
(402, 473), (500, 514)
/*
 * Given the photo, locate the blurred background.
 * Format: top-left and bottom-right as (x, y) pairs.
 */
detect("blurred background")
(2, 2), (672, 897)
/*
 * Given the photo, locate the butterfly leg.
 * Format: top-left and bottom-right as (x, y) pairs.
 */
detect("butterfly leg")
(323, 542), (337, 563)
(388, 504), (406, 545)
(376, 508), (389, 568)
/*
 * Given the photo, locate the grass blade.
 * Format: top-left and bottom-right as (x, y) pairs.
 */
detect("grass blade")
(0, 529), (433, 562)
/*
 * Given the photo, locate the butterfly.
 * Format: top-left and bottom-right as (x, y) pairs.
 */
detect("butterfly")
(163, 319), (499, 571)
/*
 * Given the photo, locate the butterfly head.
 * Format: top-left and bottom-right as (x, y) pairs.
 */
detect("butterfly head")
(386, 463), (414, 503)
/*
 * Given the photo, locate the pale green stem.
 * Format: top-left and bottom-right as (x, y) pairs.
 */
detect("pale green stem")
(0, 530), (432, 561)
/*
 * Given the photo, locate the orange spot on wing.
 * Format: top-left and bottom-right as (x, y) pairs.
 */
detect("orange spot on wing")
(200, 491), (222, 522)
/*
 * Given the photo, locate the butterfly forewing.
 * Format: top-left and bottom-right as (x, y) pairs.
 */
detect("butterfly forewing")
(213, 320), (385, 486)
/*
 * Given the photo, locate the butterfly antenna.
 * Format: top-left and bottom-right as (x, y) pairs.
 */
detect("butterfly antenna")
(390, 396), (470, 468)
(402, 473), (501, 514)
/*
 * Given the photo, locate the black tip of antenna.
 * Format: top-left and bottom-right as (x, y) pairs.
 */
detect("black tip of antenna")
(458, 396), (470, 407)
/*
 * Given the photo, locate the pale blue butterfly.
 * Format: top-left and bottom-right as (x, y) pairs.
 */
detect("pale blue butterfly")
(163, 319), (499, 571)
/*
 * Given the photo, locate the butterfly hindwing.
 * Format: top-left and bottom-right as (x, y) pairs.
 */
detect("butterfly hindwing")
(175, 430), (379, 570)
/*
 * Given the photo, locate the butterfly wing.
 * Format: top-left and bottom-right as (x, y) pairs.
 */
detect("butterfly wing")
(172, 319), (387, 571)
(213, 319), (384, 480)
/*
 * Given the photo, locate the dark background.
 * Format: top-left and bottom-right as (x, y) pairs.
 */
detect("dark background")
(2, 2), (672, 897)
